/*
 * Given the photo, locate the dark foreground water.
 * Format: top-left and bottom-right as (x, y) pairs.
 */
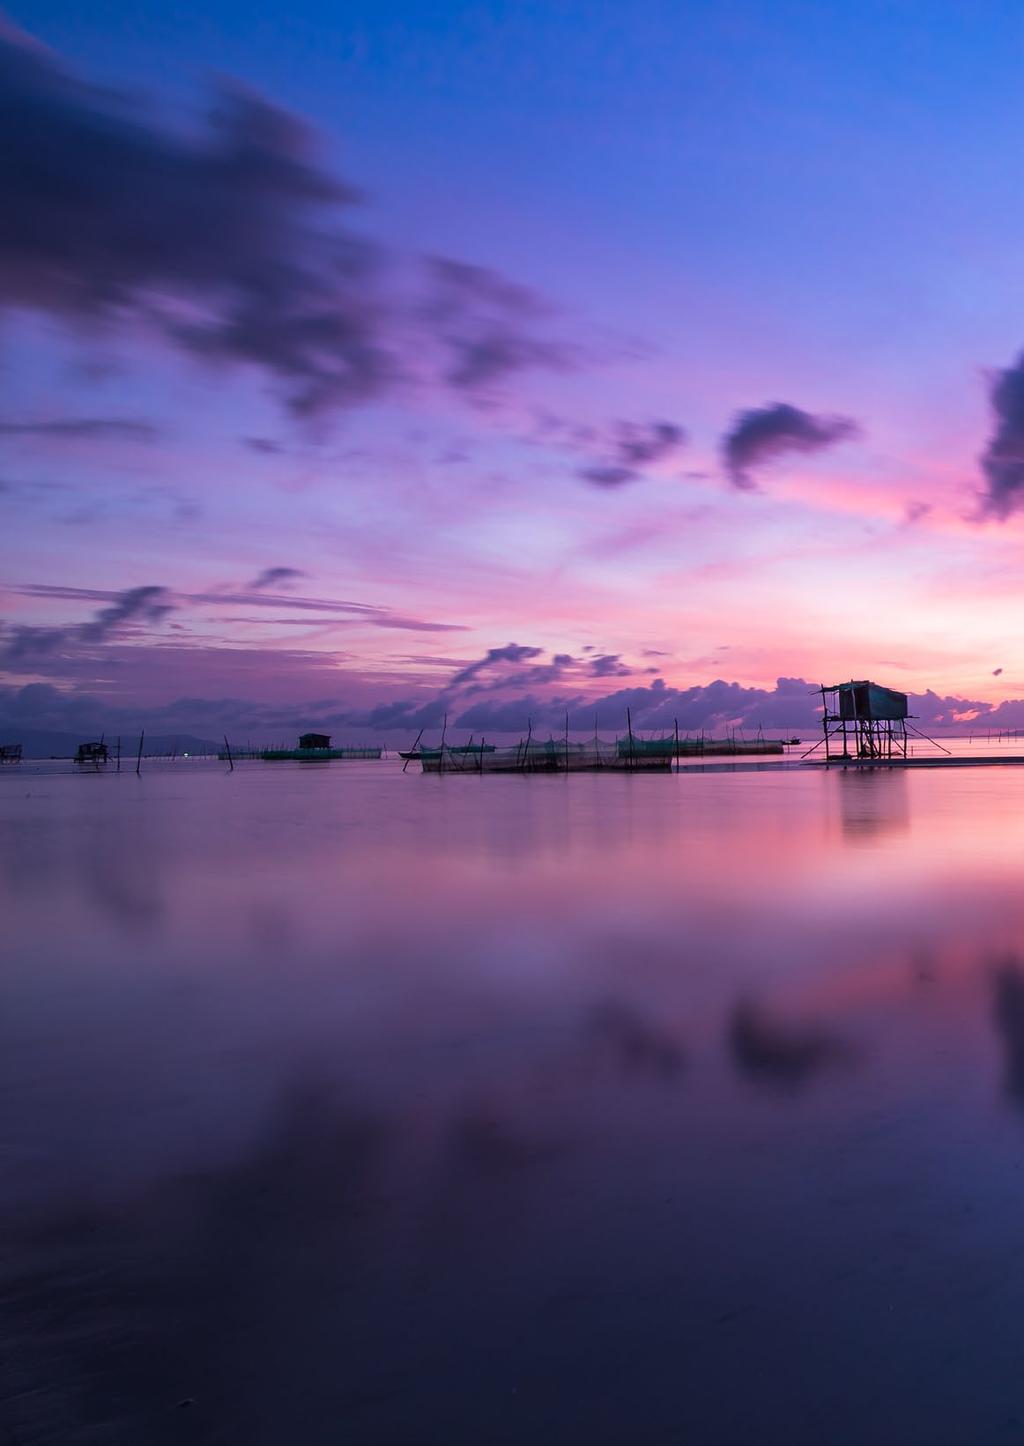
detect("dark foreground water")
(4, 760), (1024, 1444)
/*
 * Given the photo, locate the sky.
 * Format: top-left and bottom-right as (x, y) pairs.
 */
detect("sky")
(5, 0), (1024, 740)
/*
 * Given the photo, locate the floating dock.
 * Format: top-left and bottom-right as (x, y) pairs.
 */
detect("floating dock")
(216, 745), (383, 761)
(419, 740), (671, 773)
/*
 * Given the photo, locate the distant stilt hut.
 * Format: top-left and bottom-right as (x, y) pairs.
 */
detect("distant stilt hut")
(75, 740), (109, 769)
(0, 743), (22, 764)
(256, 731), (382, 761)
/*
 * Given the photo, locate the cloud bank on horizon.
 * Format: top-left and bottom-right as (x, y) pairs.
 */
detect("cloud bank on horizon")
(1, 666), (1015, 749)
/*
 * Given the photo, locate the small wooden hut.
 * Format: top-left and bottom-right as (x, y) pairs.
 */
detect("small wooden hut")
(819, 680), (909, 760)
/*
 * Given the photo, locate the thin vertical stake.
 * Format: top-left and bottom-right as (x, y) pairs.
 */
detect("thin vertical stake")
(403, 726), (423, 773)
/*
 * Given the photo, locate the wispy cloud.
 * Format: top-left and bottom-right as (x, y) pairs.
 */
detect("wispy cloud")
(13, 582), (469, 634)
(0, 417), (158, 440)
(579, 419), (686, 487)
(248, 566), (307, 591)
(0, 585), (174, 665)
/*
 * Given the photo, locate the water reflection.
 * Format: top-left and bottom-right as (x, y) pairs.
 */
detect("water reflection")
(586, 1000), (686, 1079)
(727, 1001), (855, 1089)
(836, 765), (910, 841)
(5, 762), (1024, 1443)
(992, 962), (1024, 1107)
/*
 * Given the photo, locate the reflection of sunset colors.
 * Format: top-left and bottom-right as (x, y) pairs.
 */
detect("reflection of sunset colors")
(6, 7), (1024, 740)
(7, 763), (1024, 1439)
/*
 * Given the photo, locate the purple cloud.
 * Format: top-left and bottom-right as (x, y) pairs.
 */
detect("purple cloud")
(0, 584), (174, 665)
(0, 417), (158, 440)
(721, 402), (860, 490)
(249, 566), (307, 591)
(979, 353), (1024, 519)
(0, 32), (574, 420)
(448, 642), (544, 688)
(579, 420), (686, 487)
(14, 582), (468, 634)
(423, 257), (574, 393)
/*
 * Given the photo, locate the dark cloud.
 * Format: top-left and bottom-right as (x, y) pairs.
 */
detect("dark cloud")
(0, 417), (158, 440)
(588, 653), (630, 678)
(903, 500), (931, 524)
(579, 419), (686, 487)
(448, 642), (543, 689)
(423, 257), (574, 392)
(579, 464), (635, 487)
(0, 584), (174, 666)
(994, 667), (1004, 677)
(444, 645), (637, 697)
(0, 34), (571, 420)
(978, 353), (1024, 519)
(721, 402), (860, 490)
(248, 566), (306, 590)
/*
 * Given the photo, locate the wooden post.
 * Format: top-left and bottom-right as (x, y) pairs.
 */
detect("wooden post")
(135, 730), (144, 775)
(523, 716), (532, 772)
(403, 727), (424, 773)
(627, 708), (635, 770)
(224, 735), (234, 772)
(116, 736), (121, 773)
(439, 712), (447, 775)
(565, 710), (570, 773)
(674, 717), (679, 774)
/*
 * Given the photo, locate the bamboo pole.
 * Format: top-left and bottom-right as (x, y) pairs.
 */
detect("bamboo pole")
(403, 727), (424, 773)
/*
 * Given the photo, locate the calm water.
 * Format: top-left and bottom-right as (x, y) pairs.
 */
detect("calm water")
(4, 759), (1024, 1444)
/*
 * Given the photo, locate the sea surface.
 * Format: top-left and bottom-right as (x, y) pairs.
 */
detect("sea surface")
(4, 757), (1024, 1444)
